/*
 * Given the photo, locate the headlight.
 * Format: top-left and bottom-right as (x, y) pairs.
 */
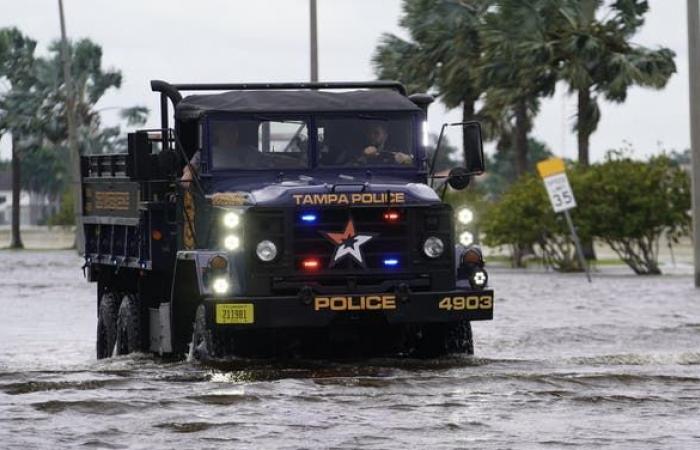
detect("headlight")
(459, 231), (474, 246)
(223, 211), (241, 229)
(224, 234), (241, 251)
(212, 277), (230, 295)
(469, 269), (488, 289)
(256, 240), (277, 262)
(423, 236), (444, 258)
(457, 207), (474, 225)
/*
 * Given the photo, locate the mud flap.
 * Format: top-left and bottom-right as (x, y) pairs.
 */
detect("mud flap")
(149, 303), (173, 354)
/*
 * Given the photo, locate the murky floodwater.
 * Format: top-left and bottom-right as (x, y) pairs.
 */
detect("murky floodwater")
(1, 250), (699, 449)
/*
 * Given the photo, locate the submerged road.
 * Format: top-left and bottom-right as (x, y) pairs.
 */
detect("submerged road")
(1, 250), (699, 449)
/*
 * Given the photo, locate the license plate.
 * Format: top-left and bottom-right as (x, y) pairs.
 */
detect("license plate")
(215, 304), (254, 324)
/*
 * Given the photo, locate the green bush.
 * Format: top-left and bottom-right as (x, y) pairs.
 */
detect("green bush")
(481, 173), (586, 271)
(576, 154), (690, 274)
(47, 188), (75, 226)
(481, 155), (691, 274)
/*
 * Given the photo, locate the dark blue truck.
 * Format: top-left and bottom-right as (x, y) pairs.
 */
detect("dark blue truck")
(81, 80), (493, 360)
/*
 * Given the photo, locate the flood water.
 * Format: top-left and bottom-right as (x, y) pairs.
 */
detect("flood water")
(1, 250), (699, 449)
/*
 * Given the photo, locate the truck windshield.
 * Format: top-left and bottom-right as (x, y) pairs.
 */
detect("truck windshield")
(317, 115), (415, 167)
(209, 118), (309, 170)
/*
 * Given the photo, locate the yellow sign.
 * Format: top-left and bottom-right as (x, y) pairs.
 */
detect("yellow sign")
(293, 192), (405, 206)
(314, 295), (397, 311)
(215, 303), (254, 324)
(537, 157), (566, 178)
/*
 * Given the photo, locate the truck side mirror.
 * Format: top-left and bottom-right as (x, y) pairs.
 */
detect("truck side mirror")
(462, 122), (484, 175)
(430, 121), (485, 190)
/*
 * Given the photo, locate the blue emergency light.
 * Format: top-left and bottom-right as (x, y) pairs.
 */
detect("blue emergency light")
(301, 213), (318, 223)
(383, 258), (399, 267)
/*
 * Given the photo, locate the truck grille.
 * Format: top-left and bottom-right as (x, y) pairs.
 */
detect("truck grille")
(245, 205), (454, 294)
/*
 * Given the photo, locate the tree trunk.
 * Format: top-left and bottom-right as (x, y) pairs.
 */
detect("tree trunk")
(577, 85), (597, 260)
(10, 134), (24, 249)
(514, 100), (528, 177)
(577, 86), (591, 167)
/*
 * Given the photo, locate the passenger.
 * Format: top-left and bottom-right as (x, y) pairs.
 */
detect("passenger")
(181, 125), (260, 184)
(362, 123), (413, 165)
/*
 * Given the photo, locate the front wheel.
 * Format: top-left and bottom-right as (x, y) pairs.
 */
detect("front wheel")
(412, 320), (474, 358)
(96, 291), (120, 359)
(190, 305), (227, 361)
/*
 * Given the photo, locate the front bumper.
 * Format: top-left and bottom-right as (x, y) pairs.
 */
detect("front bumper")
(205, 288), (494, 329)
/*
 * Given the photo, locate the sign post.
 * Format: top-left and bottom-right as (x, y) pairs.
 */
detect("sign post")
(537, 158), (591, 282)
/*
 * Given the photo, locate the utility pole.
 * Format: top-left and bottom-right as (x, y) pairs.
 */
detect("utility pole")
(310, 0), (319, 82)
(58, 0), (83, 252)
(688, 0), (700, 287)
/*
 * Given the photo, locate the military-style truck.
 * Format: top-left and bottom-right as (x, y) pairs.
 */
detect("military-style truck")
(81, 80), (493, 360)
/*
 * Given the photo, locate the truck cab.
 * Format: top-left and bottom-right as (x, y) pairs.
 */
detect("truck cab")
(82, 80), (493, 360)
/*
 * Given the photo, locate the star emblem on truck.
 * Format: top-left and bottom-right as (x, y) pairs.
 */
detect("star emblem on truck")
(321, 219), (376, 268)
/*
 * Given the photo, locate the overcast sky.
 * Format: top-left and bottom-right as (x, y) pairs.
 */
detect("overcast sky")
(0, 0), (691, 162)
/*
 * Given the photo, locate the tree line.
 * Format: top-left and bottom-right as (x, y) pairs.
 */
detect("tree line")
(374, 0), (685, 273)
(373, 0), (675, 174)
(0, 27), (146, 248)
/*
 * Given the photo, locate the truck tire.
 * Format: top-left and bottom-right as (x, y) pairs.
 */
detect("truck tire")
(116, 294), (142, 355)
(191, 305), (226, 361)
(96, 291), (120, 359)
(413, 320), (474, 358)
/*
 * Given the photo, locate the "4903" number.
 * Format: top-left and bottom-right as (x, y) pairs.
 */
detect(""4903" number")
(438, 295), (492, 311)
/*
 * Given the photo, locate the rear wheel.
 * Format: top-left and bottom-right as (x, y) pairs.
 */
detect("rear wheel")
(116, 294), (143, 355)
(96, 291), (120, 359)
(412, 320), (474, 358)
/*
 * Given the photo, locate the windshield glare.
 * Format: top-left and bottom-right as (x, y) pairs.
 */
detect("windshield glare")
(208, 115), (415, 170)
(209, 119), (309, 170)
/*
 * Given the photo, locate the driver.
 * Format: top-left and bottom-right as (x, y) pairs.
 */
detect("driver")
(362, 123), (412, 165)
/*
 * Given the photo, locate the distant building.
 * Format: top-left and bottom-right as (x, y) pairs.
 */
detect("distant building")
(0, 169), (58, 225)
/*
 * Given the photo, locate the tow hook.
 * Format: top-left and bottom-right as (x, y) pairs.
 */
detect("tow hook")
(396, 283), (411, 304)
(298, 286), (314, 305)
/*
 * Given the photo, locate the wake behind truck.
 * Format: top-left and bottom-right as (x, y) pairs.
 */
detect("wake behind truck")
(82, 80), (493, 360)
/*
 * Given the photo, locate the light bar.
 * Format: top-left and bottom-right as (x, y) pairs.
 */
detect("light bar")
(383, 258), (399, 267)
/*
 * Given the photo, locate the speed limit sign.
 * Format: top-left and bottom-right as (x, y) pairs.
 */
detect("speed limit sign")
(536, 157), (591, 281)
(543, 172), (576, 213)
(537, 158), (576, 213)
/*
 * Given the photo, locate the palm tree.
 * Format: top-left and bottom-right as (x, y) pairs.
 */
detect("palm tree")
(478, 0), (558, 176)
(549, 0), (676, 165)
(0, 28), (41, 249)
(372, 0), (492, 151)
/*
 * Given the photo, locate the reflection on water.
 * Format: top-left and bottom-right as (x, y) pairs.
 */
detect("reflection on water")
(1, 251), (700, 449)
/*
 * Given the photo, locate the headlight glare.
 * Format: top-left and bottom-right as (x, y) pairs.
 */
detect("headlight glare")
(223, 211), (241, 229)
(459, 231), (474, 246)
(470, 270), (488, 289)
(212, 277), (230, 295)
(423, 236), (444, 258)
(256, 240), (278, 262)
(224, 234), (241, 251)
(457, 207), (474, 225)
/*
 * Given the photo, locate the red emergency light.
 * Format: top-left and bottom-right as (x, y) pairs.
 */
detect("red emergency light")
(383, 210), (400, 222)
(302, 258), (320, 270)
